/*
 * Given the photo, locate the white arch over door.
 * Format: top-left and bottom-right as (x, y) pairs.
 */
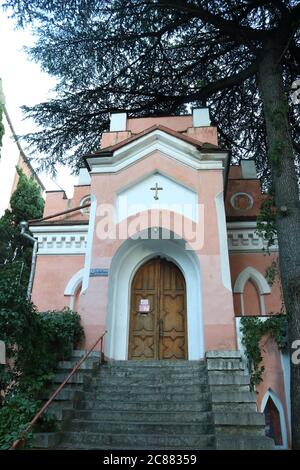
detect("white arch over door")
(105, 233), (204, 360)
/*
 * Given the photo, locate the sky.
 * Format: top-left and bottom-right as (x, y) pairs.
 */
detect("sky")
(0, 9), (76, 200)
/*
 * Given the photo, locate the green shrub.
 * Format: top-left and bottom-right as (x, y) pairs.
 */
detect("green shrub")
(0, 304), (84, 449)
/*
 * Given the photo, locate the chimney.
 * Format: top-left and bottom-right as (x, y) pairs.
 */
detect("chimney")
(192, 108), (211, 127)
(110, 112), (127, 132)
(241, 160), (257, 179)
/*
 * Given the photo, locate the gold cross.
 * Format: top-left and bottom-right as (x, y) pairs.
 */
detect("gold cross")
(150, 182), (163, 200)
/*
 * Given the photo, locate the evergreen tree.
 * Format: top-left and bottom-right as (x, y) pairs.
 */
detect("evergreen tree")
(2, 0), (300, 447)
(0, 167), (44, 299)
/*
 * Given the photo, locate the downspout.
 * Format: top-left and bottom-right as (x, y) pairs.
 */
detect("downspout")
(20, 221), (38, 300)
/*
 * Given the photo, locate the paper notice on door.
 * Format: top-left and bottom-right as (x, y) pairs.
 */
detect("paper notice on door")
(138, 299), (150, 313)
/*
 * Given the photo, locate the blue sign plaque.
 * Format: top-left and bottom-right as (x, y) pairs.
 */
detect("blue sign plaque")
(90, 268), (109, 277)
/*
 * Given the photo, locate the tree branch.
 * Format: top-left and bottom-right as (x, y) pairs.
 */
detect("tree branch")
(156, 0), (270, 45)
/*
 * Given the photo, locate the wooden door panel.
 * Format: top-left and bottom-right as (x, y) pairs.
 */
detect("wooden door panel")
(129, 258), (187, 360)
(161, 336), (186, 360)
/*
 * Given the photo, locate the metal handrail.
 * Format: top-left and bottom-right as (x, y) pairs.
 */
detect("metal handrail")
(10, 331), (107, 450)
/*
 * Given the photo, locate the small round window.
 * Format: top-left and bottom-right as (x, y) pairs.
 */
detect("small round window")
(230, 192), (254, 211)
(80, 195), (91, 214)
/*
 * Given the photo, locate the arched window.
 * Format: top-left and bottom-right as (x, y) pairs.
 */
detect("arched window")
(261, 389), (288, 449)
(264, 397), (283, 446)
(233, 267), (271, 316)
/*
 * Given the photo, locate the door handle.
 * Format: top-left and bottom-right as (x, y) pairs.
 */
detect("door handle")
(158, 319), (164, 337)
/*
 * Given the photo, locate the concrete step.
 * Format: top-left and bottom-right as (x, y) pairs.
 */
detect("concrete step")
(216, 435), (274, 450)
(66, 409), (214, 423)
(58, 431), (215, 449)
(108, 360), (205, 366)
(103, 362), (206, 372)
(57, 359), (99, 371)
(64, 420), (214, 435)
(33, 432), (61, 449)
(82, 390), (211, 402)
(90, 384), (209, 394)
(208, 372), (250, 386)
(209, 385), (250, 392)
(100, 370), (205, 378)
(53, 372), (91, 385)
(41, 389), (84, 402)
(215, 426), (265, 436)
(212, 402), (257, 412)
(206, 351), (242, 359)
(76, 400), (212, 412)
(212, 390), (257, 403)
(214, 412), (265, 426)
(72, 350), (100, 358)
(97, 374), (207, 384)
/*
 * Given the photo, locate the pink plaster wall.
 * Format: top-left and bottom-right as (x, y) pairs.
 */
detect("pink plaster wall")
(256, 335), (291, 447)
(127, 115), (193, 133)
(32, 255), (84, 311)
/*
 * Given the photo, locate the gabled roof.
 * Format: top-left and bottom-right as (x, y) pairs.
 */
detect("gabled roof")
(84, 124), (220, 160)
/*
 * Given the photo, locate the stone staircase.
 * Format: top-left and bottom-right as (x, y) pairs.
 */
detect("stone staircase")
(206, 351), (274, 450)
(56, 360), (215, 450)
(33, 351), (274, 450)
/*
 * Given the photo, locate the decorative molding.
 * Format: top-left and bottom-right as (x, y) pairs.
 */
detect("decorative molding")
(30, 225), (88, 255)
(215, 191), (232, 291)
(233, 266), (271, 295)
(86, 129), (229, 174)
(227, 222), (278, 252)
(31, 221), (278, 255)
(233, 266), (271, 316)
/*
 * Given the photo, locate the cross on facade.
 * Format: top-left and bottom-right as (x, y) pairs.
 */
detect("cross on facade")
(150, 182), (163, 200)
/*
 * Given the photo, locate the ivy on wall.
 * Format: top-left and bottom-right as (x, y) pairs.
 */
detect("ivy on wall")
(240, 315), (288, 387)
(256, 196), (277, 251)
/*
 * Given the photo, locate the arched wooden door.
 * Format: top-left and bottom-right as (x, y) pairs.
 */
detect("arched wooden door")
(128, 258), (187, 360)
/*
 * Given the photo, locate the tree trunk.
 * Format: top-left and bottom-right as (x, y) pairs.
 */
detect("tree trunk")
(258, 46), (300, 449)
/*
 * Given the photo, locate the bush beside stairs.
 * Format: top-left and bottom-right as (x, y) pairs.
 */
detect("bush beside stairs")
(33, 350), (274, 450)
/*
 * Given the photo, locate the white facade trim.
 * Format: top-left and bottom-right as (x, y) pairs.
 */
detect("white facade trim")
(30, 221), (278, 256)
(82, 194), (97, 293)
(215, 191), (232, 291)
(30, 225), (88, 255)
(227, 221), (278, 252)
(106, 233), (204, 361)
(261, 388), (288, 449)
(86, 130), (228, 174)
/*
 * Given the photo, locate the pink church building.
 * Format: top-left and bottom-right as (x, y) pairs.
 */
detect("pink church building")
(29, 109), (290, 448)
